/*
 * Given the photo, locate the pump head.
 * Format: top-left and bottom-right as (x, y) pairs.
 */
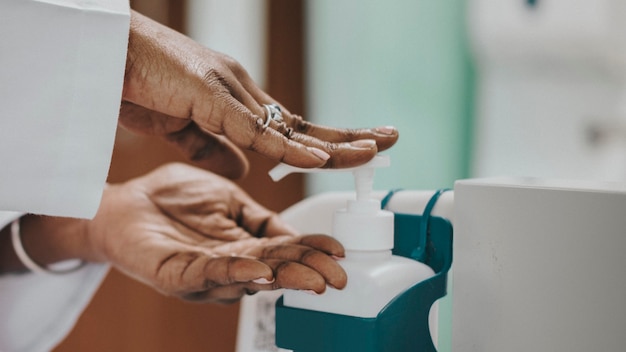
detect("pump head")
(269, 155), (394, 251)
(269, 155), (390, 199)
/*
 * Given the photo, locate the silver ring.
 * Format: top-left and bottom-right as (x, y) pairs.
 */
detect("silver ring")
(262, 103), (283, 127)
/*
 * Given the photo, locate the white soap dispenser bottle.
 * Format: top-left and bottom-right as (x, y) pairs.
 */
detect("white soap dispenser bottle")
(269, 155), (435, 318)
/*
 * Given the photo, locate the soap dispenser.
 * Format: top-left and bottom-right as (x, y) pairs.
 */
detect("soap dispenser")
(269, 155), (450, 352)
(270, 155), (434, 317)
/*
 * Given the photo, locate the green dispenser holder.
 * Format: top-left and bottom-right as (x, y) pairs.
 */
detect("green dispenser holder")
(275, 189), (453, 352)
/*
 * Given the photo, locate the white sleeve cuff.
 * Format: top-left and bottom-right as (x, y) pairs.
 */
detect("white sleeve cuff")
(0, 211), (111, 352)
(0, 263), (110, 352)
(0, 0), (130, 218)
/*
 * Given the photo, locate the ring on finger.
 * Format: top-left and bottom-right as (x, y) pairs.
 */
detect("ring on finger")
(262, 103), (283, 127)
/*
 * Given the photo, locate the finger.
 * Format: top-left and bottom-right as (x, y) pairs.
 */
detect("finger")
(216, 235), (344, 259)
(192, 92), (330, 168)
(119, 102), (249, 179)
(234, 194), (300, 238)
(263, 259), (328, 293)
(223, 107), (331, 168)
(229, 98), (386, 168)
(264, 114), (379, 169)
(182, 283), (258, 304)
(210, 65), (267, 120)
(296, 234), (346, 258)
(145, 184), (255, 242)
(285, 115), (399, 152)
(231, 82), (399, 152)
(158, 252), (274, 293)
(202, 256), (274, 285)
(257, 243), (347, 290)
(262, 213), (300, 238)
(166, 124), (249, 179)
(119, 101), (189, 135)
(209, 237), (273, 256)
(193, 213), (254, 241)
(285, 133), (378, 169)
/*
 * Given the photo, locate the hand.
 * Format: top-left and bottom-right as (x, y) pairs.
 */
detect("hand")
(84, 163), (346, 303)
(120, 11), (399, 179)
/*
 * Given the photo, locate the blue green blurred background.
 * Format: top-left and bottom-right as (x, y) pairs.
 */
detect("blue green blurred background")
(305, 0), (474, 196)
(304, 2), (473, 350)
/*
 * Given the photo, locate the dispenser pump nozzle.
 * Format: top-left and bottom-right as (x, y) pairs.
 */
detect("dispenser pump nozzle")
(269, 155), (390, 187)
(269, 155), (393, 251)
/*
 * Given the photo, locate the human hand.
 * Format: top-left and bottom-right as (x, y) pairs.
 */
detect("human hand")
(84, 163), (346, 303)
(120, 11), (399, 179)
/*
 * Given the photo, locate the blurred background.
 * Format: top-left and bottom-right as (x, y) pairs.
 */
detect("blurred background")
(55, 0), (626, 351)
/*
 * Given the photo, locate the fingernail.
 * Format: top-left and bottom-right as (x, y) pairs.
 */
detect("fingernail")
(350, 139), (376, 149)
(303, 290), (321, 295)
(308, 147), (330, 161)
(331, 255), (345, 261)
(253, 277), (275, 284)
(374, 126), (396, 135)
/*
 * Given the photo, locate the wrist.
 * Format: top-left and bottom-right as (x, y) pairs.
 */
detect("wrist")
(0, 215), (93, 274)
(19, 215), (93, 266)
(0, 219), (26, 273)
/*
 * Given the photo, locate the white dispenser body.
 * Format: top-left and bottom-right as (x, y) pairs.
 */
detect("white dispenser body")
(272, 155), (435, 318)
(235, 191), (455, 352)
(453, 178), (626, 352)
(283, 249), (434, 318)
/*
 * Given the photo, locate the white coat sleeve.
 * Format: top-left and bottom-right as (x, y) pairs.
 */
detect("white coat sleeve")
(0, 0), (129, 350)
(0, 0), (130, 219)
(0, 212), (110, 352)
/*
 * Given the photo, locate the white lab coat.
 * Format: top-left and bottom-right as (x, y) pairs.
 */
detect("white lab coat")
(0, 0), (130, 350)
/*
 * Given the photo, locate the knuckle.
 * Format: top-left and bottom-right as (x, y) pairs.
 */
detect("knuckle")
(342, 128), (361, 140)
(201, 67), (231, 93)
(323, 141), (339, 152)
(260, 245), (281, 259)
(292, 115), (310, 133)
(241, 113), (266, 147)
(274, 260), (293, 275)
(224, 256), (240, 284)
(221, 54), (246, 78)
(299, 248), (320, 263)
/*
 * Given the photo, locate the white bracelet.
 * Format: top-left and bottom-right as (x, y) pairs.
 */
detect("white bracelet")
(10, 217), (85, 275)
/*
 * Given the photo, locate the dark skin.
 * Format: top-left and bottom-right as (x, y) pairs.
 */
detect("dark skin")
(120, 11), (399, 179)
(0, 164), (347, 303)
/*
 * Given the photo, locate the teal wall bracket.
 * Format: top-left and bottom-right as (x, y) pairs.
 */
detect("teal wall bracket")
(275, 189), (453, 352)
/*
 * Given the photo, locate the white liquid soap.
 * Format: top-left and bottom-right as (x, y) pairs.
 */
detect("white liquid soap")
(269, 155), (435, 318)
